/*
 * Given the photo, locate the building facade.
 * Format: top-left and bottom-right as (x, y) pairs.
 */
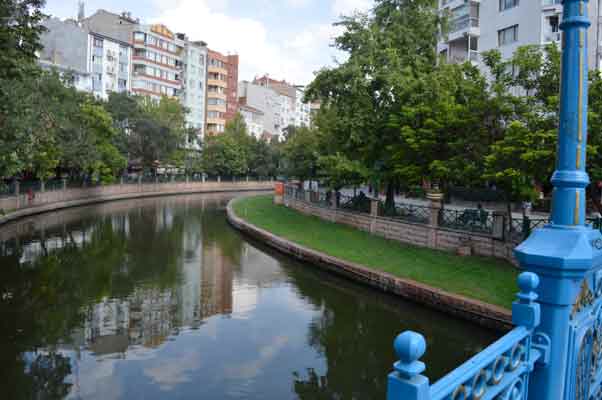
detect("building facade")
(206, 50), (239, 135)
(179, 36), (208, 142)
(130, 24), (184, 99)
(238, 77), (313, 140)
(437, 0), (600, 71)
(39, 17), (132, 100)
(239, 104), (265, 139)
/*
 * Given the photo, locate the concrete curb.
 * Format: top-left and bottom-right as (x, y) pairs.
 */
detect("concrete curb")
(227, 197), (513, 331)
(0, 184), (272, 227)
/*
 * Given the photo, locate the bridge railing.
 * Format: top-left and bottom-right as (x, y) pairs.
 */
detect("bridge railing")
(387, 272), (550, 400)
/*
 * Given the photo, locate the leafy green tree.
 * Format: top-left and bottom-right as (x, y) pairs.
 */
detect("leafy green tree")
(318, 153), (368, 192)
(483, 45), (561, 207)
(202, 134), (248, 177)
(306, 0), (442, 205)
(282, 126), (320, 183)
(0, 0), (47, 81)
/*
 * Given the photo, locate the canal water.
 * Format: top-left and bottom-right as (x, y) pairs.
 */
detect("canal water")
(0, 193), (499, 399)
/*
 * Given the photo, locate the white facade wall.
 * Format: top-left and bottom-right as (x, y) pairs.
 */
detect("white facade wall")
(438, 0), (600, 72)
(294, 87), (311, 127)
(240, 108), (264, 138)
(87, 35), (132, 100)
(182, 43), (208, 142)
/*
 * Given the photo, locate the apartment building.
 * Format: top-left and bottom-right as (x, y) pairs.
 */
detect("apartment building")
(239, 104), (266, 139)
(130, 24), (184, 99)
(206, 50), (239, 135)
(179, 37), (208, 139)
(39, 17), (132, 100)
(438, 0), (601, 71)
(238, 78), (313, 140)
(294, 86), (312, 127)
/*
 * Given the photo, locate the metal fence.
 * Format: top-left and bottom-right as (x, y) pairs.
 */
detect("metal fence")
(282, 188), (602, 242)
(439, 207), (494, 234)
(380, 202), (431, 225)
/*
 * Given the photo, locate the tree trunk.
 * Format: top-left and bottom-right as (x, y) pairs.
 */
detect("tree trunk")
(385, 182), (395, 211)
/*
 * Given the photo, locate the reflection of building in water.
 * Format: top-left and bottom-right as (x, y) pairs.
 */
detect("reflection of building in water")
(75, 287), (179, 355)
(201, 242), (233, 318)
(177, 220), (203, 329)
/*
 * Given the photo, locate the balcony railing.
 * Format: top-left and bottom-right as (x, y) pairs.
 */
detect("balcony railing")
(450, 15), (479, 33)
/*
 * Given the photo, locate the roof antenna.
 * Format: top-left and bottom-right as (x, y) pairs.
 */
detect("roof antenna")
(77, 0), (85, 22)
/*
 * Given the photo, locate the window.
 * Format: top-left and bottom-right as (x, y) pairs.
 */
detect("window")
(134, 32), (145, 42)
(499, 0), (518, 11)
(93, 37), (103, 48)
(498, 25), (518, 46)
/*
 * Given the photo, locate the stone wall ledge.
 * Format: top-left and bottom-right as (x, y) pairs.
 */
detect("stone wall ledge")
(0, 181), (273, 227)
(227, 198), (513, 332)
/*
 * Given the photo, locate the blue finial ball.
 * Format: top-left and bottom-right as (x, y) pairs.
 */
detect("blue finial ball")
(394, 331), (426, 363)
(518, 272), (540, 293)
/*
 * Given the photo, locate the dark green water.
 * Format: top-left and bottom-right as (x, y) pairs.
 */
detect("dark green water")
(0, 193), (499, 400)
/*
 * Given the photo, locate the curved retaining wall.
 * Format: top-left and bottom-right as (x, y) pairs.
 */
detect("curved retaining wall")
(227, 198), (513, 331)
(0, 181), (273, 227)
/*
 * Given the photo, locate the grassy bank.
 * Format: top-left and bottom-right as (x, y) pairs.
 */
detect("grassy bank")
(232, 195), (518, 308)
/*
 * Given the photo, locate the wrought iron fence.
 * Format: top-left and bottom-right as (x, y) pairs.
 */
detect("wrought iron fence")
(380, 202), (431, 225)
(439, 207), (493, 234)
(339, 192), (371, 214)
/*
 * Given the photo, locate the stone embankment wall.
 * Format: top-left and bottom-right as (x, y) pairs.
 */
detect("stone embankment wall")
(284, 190), (517, 264)
(0, 180), (273, 226)
(227, 199), (512, 331)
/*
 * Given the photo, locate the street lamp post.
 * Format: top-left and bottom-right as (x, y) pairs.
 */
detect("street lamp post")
(515, 1), (602, 399)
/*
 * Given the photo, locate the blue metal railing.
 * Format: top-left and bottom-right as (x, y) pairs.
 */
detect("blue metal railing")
(387, 272), (549, 400)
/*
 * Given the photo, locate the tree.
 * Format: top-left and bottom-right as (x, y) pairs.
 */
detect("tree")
(202, 134), (248, 177)
(483, 45), (562, 207)
(106, 95), (188, 171)
(318, 153), (368, 192)
(0, 0), (47, 81)
(282, 126), (320, 183)
(306, 0), (442, 205)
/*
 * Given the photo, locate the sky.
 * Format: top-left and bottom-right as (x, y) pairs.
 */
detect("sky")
(43, 0), (374, 85)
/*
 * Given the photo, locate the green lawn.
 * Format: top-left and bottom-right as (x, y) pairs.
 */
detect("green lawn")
(232, 195), (518, 309)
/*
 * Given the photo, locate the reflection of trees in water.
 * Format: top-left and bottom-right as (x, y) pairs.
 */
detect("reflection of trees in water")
(2, 351), (73, 400)
(0, 198), (238, 397)
(285, 264), (498, 400)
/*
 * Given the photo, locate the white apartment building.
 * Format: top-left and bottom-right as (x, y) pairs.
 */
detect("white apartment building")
(40, 17), (132, 100)
(89, 34), (131, 97)
(294, 86), (312, 128)
(44, 10), (210, 146)
(438, 0), (601, 72)
(179, 37), (208, 142)
(239, 78), (313, 140)
(239, 104), (265, 139)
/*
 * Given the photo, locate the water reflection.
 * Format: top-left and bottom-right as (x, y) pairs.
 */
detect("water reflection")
(0, 193), (499, 399)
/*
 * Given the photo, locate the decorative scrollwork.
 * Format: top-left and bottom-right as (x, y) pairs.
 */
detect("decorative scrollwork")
(576, 330), (594, 400)
(572, 280), (595, 320)
(494, 376), (525, 400)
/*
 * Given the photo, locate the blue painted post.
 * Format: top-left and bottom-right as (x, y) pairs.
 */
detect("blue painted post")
(386, 331), (430, 400)
(514, 1), (602, 399)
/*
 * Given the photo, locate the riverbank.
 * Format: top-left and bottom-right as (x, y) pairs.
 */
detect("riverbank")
(228, 195), (517, 330)
(0, 180), (273, 227)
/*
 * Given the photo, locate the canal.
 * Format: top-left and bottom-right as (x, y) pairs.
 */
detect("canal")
(0, 193), (499, 399)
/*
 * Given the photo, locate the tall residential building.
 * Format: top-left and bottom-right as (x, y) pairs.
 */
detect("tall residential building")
(206, 50), (239, 135)
(130, 24), (184, 98)
(239, 104), (266, 139)
(82, 10), (209, 141)
(437, 0), (601, 71)
(238, 77), (313, 140)
(39, 17), (132, 100)
(179, 37), (208, 139)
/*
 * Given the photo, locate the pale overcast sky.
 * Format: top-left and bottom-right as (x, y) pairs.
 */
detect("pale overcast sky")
(43, 0), (374, 85)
